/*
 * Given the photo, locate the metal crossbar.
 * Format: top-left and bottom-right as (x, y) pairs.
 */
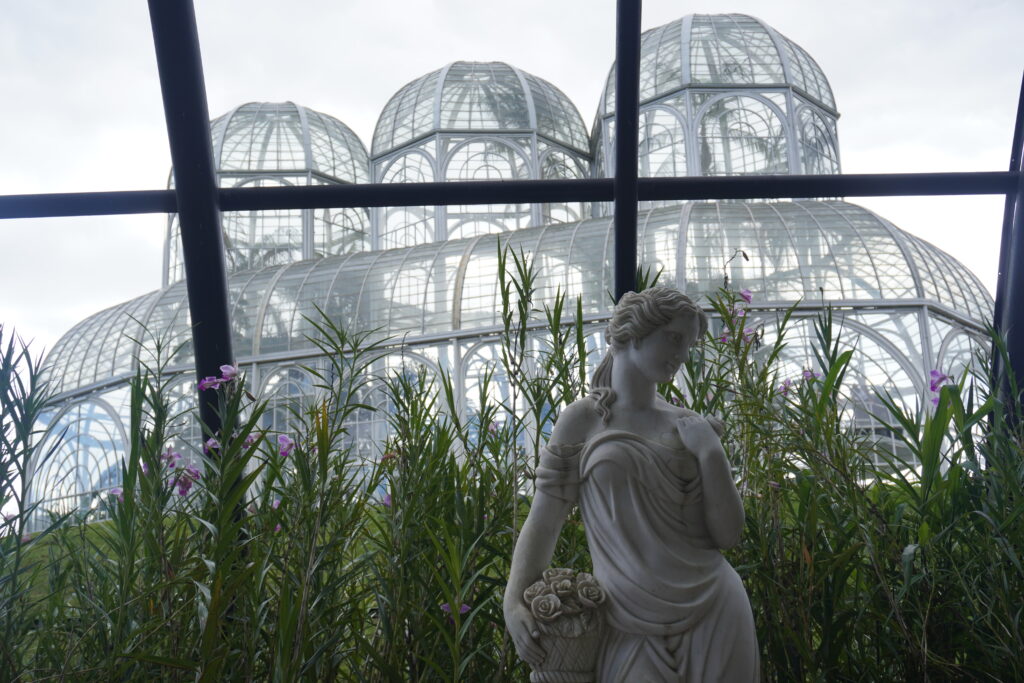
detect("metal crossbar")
(0, 172), (1017, 219)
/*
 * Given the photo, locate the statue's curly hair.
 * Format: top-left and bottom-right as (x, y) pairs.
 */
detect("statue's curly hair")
(589, 287), (707, 423)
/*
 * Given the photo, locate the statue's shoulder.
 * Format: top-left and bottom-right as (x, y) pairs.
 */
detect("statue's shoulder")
(550, 397), (601, 445)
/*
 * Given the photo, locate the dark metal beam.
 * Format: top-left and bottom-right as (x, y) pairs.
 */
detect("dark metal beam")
(147, 0), (233, 436)
(993, 71), (1024, 421)
(0, 190), (177, 219)
(0, 172), (1017, 220)
(613, 0), (642, 300)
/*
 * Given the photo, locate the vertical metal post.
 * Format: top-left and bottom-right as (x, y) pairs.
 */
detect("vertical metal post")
(613, 0), (642, 301)
(993, 71), (1024, 422)
(147, 0), (234, 437)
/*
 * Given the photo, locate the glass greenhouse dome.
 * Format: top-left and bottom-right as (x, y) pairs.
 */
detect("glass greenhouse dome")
(164, 102), (371, 285)
(28, 14), (993, 529)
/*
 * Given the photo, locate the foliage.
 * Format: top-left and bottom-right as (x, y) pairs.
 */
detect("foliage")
(1, 256), (1022, 681)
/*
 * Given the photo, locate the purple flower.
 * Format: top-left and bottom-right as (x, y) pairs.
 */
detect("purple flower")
(487, 422), (499, 435)
(802, 369), (821, 380)
(767, 481), (781, 490)
(198, 376), (225, 392)
(440, 602), (471, 623)
(219, 364), (239, 381)
(742, 328), (757, 343)
(274, 523), (282, 533)
(141, 461), (149, 475)
(277, 434), (295, 458)
(203, 438), (220, 455)
(777, 378), (793, 396)
(243, 433), (258, 448)
(184, 464), (202, 482)
(728, 306), (747, 318)
(718, 333), (730, 343)
(931, 396), (940, 407)
(175, 476), (194, 497)
(162, 448), (182, 469)
(929, 369), (951, 393)
(382, 493), (392, 508)
(109, 487), (124, 503)
(272, 498), (281, 510)
(739, 289), (753, 303)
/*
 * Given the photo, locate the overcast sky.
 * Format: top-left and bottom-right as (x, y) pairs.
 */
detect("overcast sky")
(1, 0), (1021, 358)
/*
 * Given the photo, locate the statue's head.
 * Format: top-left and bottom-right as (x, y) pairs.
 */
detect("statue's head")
(590, 287), (706, 420)
(605, 286), (707, 352)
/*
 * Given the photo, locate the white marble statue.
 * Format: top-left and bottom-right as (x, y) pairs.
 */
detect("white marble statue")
(504, 286), (760, 681)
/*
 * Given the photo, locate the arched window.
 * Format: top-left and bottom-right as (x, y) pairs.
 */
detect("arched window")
(445, 139), (531, 239)
(380, 151), (435, 249)
(640, 107), (687, 177)
(698, 96), (788, 175)
(798, 108), (839, 175)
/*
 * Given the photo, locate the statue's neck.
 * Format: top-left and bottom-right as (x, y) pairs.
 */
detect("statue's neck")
(610, 354), (657, 410)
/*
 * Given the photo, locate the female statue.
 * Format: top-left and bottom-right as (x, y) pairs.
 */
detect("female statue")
(504, 287), (759, 681)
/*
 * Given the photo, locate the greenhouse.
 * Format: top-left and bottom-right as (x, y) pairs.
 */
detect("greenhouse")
(30, 13), (992, 526)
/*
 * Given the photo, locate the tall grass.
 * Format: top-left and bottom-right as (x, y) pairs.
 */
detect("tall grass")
(1, 259), (1022, 681)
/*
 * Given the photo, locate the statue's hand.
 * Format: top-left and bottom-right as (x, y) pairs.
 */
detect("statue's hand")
(504, 600), (545, 668)
(675, 415), (723, 459)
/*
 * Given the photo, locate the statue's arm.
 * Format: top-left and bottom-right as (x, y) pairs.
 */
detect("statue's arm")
(676, 415), (745, 549)
(503, 400), (593, 666)
(505, 490), (574, 597)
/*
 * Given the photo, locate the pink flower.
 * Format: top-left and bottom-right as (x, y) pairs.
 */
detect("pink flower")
(381, 451), (398, 463)
(272, 498), (281, 510)
(219, 364), (239, 381)
(277, 434), (295, 458)
(198, 376), (225, 392)
(739, 289), (753, 303)
(109, 487), (124, 503)
(203, 438), (220, 455)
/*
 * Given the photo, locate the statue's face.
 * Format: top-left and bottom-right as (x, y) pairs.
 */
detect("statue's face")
(625, 314), (699, 384)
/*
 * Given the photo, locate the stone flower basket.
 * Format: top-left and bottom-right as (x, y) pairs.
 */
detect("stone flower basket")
(524, 568), (606, 682)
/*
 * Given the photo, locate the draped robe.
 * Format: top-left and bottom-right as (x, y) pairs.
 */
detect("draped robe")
(537, 429), (759, 682)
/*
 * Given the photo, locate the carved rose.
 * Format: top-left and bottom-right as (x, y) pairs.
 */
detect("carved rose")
(523, 580), (553, 604)
(531, 593), (563, 623)
(576, 579), (606, 609)
(552, 578), (575, 598)
(542, 568), (575, 583)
